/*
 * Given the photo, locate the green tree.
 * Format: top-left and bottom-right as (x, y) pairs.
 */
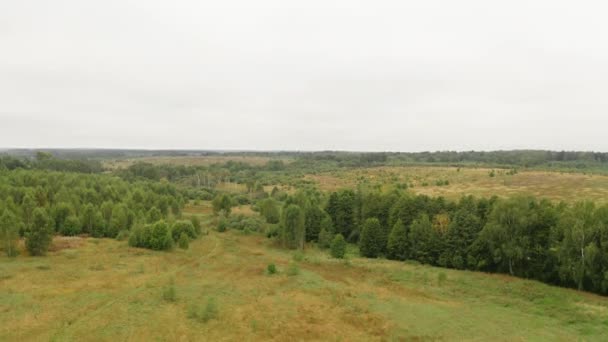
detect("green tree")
(60, 215), (81, 236)
(330, 234), (347, 259)
(479, 197), (534, 276)
(558, 201), (599, 290)
(21, 193), (36, 232)
(317, 216), (334, 249)
(304, 205), (325, 242)
(387, 219), (408, 260)
(108, 204), (129, 238)
(25, 208), (53, 256)
(0, 210), (20, 257)
(359, 218), (384, 258)
(52, 202), (73, 233)
(408, 214), (435, 264)
(148, 220), (174, 251)
(281, 205), (305, 249)
(147, 207), (162, 223)
(81, 204), (104, 237)
(212, 194), (233, 216)
(172, 220), (197, 241)
(260, 198), (280, 224)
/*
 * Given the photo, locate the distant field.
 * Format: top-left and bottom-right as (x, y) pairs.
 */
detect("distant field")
(2, 229), (608, 340)
(104, 156), (291, 169)
(304, 166), (608, 203)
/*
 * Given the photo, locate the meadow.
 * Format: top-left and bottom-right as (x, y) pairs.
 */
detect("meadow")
(3, 151), (608, 341)
(304, 166), (608, 203)
(2, 226), (608, 341)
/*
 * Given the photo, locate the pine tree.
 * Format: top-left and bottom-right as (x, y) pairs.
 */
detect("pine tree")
(359, 218), (384, 258)
(387, 219), (408, 260)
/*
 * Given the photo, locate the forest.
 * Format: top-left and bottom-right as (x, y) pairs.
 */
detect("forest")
(1, 150), (608, 296)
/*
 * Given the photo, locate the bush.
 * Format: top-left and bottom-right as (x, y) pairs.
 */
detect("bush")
(437, 272), (447, 286)
(162, 282), (177, 302)
(330, 234), (347, 259)
(292, 251), (305, 262)
(128, 220), (174, 251)
(217, 218), (227, 232)
(171, 220), (197, 241)
(267, 263), (277, 275)
(188, 298), (219, 323)
(178, 232), (190, 249)
(286, 262), (300, 276)
(190, 216), (202, 236)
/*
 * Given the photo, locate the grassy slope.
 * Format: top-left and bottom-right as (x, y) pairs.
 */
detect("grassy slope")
(1, 230), (607, 341)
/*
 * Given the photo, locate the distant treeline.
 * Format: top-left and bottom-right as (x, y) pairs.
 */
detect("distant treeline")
(296, 150), (608, 169)
(0, 152), (102, 173)
(264, 188), (608, 296)
(3, 149), (608, 170)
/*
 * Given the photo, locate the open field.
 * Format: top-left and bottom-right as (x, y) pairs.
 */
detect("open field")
(2, 230), (608, 341)
(304, 166), (608, 203)
(104, 156), (291, 170)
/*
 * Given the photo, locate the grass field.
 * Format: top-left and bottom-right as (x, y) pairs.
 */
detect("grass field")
(2, 229), (608, 341)
(104, 156), (291, 170)
(304, 166), (608, 203)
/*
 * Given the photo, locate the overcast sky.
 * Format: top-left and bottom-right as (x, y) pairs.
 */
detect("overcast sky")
(1, 1), (607, 151)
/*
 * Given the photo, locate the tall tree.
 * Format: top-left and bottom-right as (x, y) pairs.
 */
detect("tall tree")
(387, 219), (408, 260)
(558, 201), (599, 290)
(25, 208), (53, 256)
(359, 218), (384, 258)
(408, 214), (436, 264)
(0, 210), (20, 257)
(281, 205), (305, 250)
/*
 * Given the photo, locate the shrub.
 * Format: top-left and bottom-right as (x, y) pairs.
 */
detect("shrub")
(437, 272), (447, 286)
(178, 232), (190, 250)
(292, 251), (305, 262)
(217, 218), (227, 232)
(190, 216), (202, 236)
(188, 298), (219, 323)
(267, 263), (277, 275)
(171, 220), (197, 241)
(149, 221), (174, 251)
(286, 262), (300, 276)
(129, 221), (173, 251)
(330, 234), (346, 259)
(162, 282), (177, 302)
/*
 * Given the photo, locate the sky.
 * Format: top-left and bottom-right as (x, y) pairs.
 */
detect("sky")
(1, 0), (607, 152)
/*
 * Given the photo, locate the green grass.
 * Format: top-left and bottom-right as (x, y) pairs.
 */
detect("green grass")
(1, 231), (607, 341)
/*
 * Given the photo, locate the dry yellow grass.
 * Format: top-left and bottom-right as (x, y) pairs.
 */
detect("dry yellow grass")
(305, 166), (608, 203)
(104, 156), (291, 169)
(2, 230), (607, 341)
